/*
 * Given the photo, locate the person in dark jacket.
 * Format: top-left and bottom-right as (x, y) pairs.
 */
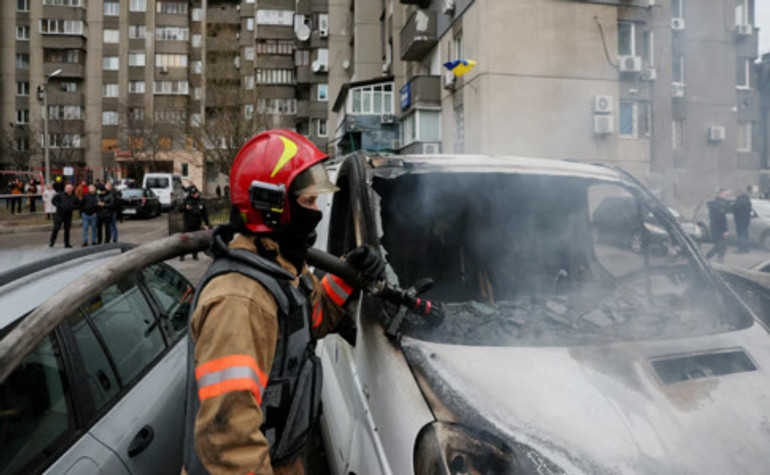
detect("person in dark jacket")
(179, 186), (210, 260)
(706, 189), (731, 262)
(732, 187), (753, 253)
(81, 184), (99, 246)
(49, 184), (79, 248)
(96, 184), (115, 244)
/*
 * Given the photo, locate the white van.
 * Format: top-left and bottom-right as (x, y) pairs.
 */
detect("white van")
(142, 173), (185, 211)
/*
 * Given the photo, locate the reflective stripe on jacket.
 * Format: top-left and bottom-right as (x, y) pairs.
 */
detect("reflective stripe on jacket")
(183, 232), (347, 475)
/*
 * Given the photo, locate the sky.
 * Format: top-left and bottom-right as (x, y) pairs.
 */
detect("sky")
(760, 1), (770, 55)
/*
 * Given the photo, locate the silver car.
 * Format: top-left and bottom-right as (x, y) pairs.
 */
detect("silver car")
(315, 153), (770, 474)
(0, 245), (193, 475)
(694, 198), (770, 249)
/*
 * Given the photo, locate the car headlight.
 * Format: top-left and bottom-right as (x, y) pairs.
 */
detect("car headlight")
(413, 422), (565, 475)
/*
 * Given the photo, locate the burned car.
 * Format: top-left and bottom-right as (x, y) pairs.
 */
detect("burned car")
(315, 153), (770, 474)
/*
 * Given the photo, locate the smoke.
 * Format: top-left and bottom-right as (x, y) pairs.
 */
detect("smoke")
(373, 170), (753, 346)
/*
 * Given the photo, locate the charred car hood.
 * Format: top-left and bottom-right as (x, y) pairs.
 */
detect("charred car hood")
(402, 326), (770, 474)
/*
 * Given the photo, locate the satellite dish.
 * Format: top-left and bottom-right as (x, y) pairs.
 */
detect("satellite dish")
(295, 23), (311, 41)
(342, 59), (350, 70)
(311, 60), (320, 72)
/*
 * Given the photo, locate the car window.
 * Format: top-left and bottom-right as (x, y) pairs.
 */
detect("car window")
(66, 312), (120, 411)
(140, 264), (194, 336)
(0, 335), (74, 475)
(372, 172), (752, 347)
(146, 177), (169, 188)
(82, 278), (165, 384)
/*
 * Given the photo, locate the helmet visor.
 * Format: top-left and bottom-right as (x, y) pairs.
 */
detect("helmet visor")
(291, 163), (339, 196)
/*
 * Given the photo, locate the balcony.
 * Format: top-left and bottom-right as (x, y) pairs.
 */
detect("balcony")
(297, 100), (310, 117)
(400, 10), (437, 61)
(400, 75), (440, 111)
(45, 63), (84, 78)
(206, 5), (240, 24)
(207, 36), (240, 51)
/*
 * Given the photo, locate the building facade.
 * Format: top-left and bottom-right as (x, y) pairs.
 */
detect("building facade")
(329, 0), (761, 209)
(0, 0), (329, 192)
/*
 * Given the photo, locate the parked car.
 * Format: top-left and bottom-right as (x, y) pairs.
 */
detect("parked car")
(120, 188), (162, 219)
(0, 245), (194, 475)
(694, 198), (770, 249)
(142, 173), (185, 211)
(591, 195), (670, 253)
(115, 178), (138, 191)
(314, 153), (770, 474)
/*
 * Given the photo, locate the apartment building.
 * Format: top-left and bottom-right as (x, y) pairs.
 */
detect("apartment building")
(0, 0), (329, 191)
(329, 0), (761, 209)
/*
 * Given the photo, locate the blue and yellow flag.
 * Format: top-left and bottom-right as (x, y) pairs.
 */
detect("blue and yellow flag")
(443, 59), (476, 77)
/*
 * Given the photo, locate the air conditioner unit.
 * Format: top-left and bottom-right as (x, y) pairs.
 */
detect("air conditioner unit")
(391, 140), (401, 151)
(594, 115), (614, 135)
(593, 95), (613, 114)
(159, 65), (168, 74)
(319, 26), (328, 38)
(672, 83), (686, 97)
(644, 67), (657, 81)
(736, 24), (753, 36)
(311, 61), (327, 73)
(422, 142), (440, 154)
(443, 71), (456, 89)
(619, 56), (642, 73)
(671, 17), (685, 31)
(708, 126), (726, 142)
(442, 0), (455, 15)
(380, 113), (396, 124)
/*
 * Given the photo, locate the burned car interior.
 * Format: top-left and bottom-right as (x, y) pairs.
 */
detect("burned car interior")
(326, 158), (754, 347)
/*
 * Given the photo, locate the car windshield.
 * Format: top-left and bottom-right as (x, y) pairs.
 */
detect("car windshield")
(146, 177), (169, 188)
(122, 189), (144, 198)
(752, 200), (770, 217)
(373, 172), (752, 347)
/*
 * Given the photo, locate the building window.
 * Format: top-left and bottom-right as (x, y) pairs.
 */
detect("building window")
(15, 138), (29, 152)
(104, 1), (119, 15)
(129, 52), (146, 67)
(156, 26), (189, 41)
(672, 54), (684, 84)
(258, 40), (294, 55)
(318, 13), (329, 35)
(256, 69), (295, 85)
(16, 26), (30, 40)
(619, 102), (637, 138)
(738, 122), (752, 152)
(103, 29), (119, 43)
(192, 34), (202, 47)
(295, 50), (310, 66)
(43, 0), (84, 5)
(192, 61), (202, 74)
(44, 48), (81, 64)
(129, 81), (145, 93)
(244, 76), (255, 90)
(156, 1), (188, 14)
(316, 119), (328, 137)
(17, 0), (29, 11)
(644, 31), (654, 66)
(672, 119), (684, 150)
(246, 18), (254, 31)
(348, 83), (394, 114)
(102, 111), (119, 125)
(60, 82), (77, 92)
(191, 113), (202, 127)
(155, 54), (188, 68)
(193, 87), (202, 100)
(102, 83), (119, 97)
(318, 84), (328, 101)
(16, 54), (29, 69)
(49, 105), (83, 120)
(129, 0), (146, 12)
(401, 110), (440, 146)
(128, 108), (144, 122)
(256, 10), (294, 26)
(16, 82), (29, 96)
(153, 81), (189, 95)
(244, 47), (255, 61)
(40, 19), (84, 35)
(47, 134), (82, 148)
(103, 56), (119, 71)
(181, 163), (189, 177)
(737, 59), (750, 89)
(16, 110), (29, 124)
(672, 0), (684, 18)
(618, 21), (635, 57)
(192, 8), (202, 21)
(257, 98), (297, 115)
(129, 25), (146, 39)
(244, 105), (254, 119)
(735, 0), (750, 26)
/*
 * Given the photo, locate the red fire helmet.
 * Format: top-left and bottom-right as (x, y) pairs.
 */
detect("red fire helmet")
(230, 129), (332, 233)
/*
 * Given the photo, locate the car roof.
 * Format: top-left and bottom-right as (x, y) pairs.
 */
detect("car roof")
(0, 245), (131, 331)
(366, 154), (626, 182)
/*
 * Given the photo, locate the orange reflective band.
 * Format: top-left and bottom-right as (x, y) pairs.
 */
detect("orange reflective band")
(322, 274), (353, 306)
(270, 136), (299, 178)
(198, 377), (264, 404)
(195, 354), (268, 404)
(312, 302), (323, 329)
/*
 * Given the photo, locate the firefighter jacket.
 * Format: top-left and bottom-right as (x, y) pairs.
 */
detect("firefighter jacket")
(183, 230), (353, 475)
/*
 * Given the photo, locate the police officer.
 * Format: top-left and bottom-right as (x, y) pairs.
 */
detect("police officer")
(182, 130), (384, 475)
(179, 185), (210, 260)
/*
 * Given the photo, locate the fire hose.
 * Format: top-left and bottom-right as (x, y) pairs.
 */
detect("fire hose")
(305, 248), (445, 335)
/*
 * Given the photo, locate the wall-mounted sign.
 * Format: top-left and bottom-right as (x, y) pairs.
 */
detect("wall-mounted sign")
(400, 82), (411, 111)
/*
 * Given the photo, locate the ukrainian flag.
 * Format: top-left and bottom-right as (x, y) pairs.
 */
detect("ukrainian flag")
(443, 59), (476, 77)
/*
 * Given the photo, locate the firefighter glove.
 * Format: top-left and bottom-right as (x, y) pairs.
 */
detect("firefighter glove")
(345, 245), (386, 284)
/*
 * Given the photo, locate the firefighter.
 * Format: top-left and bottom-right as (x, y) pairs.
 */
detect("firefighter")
(182, 130), (385, 475)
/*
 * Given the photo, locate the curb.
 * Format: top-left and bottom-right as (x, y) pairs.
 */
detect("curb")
(0, 221), (83, 235)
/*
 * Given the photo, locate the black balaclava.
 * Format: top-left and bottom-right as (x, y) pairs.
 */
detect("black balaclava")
(278, 194), (322, 271)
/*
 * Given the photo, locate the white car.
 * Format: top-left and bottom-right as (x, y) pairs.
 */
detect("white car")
(315, 153), (770, 474)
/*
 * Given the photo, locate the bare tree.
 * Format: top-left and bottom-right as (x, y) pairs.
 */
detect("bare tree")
(0, 123), (42, 171)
